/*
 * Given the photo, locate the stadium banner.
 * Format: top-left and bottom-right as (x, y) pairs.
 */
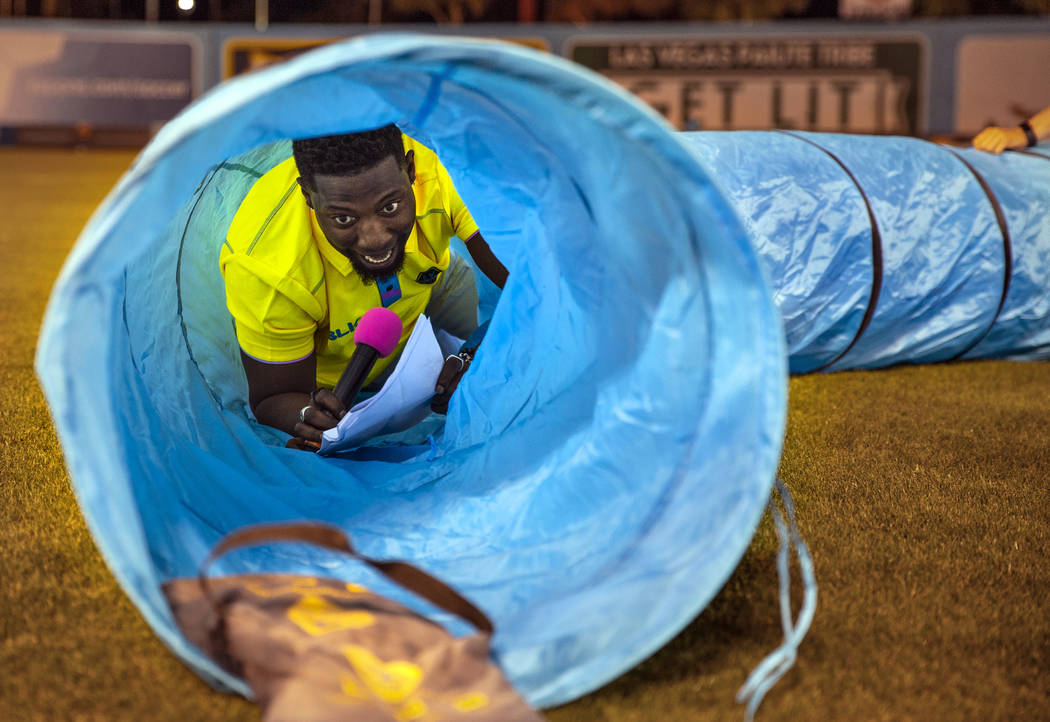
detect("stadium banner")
(0, 28), (200, 128)
(568, 35), (926, 135)
(223, 37), (337, 79)
(223, 35), (549, 78)
(954, 34), (1050, 137)
(2, 17), (1045, 140)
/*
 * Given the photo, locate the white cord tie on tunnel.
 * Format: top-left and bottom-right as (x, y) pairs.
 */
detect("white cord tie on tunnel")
(736, 477), (818, 721)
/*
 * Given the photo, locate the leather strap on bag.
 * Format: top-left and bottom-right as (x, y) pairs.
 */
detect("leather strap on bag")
(199, 521), (493, 635)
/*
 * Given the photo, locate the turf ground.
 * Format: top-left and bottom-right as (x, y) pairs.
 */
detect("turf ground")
(1, 147), (1048, 721)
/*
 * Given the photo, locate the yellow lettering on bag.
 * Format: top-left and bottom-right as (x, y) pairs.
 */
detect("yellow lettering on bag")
(242, 577), (370, 600)
(286, 594), (375, 636)
(395, 698), (428, 720)
(452, 692), (489, 712)
(339, 675), (367, 700)
(243, 576), (333, 597)
(341, 645), (424, 703)
(241, 576), (317, 598)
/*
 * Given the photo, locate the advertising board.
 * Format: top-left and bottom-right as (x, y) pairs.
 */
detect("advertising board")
(223, 35), (550, 79)
(0, 29), (199, 128)
(570, 35), (925, 134)
(954, 34), (1050, 136)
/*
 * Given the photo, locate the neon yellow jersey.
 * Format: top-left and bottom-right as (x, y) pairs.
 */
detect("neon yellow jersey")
(220, 135), (480, 388)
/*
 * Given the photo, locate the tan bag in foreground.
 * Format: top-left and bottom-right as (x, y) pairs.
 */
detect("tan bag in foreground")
(163, 522), (544, 722)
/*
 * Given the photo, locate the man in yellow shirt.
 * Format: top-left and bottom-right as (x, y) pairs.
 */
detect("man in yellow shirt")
(220, 124), (507, 445)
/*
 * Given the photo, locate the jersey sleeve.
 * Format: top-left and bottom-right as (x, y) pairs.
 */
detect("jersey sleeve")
(220, 251), (321, 363)
(436, 162), (480, 241)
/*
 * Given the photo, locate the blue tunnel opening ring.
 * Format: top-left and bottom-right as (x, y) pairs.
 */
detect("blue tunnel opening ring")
(36, 34), (787, 707)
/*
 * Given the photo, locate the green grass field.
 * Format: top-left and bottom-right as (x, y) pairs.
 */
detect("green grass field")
(2, 147), (1048, 721)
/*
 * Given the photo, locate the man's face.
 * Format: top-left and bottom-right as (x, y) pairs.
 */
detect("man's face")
(300, 152), (416, 282)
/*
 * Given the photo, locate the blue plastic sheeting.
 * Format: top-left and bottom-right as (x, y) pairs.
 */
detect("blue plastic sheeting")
(35, 36), (787, 707)
(681, 132), (1050, 374)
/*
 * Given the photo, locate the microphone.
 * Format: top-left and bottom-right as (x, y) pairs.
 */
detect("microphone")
(332, 307), (403, 406)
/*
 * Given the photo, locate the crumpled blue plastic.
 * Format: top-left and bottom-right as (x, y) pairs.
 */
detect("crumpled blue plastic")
(681, 132), (1050, 373)
(35, 35), (787, 707)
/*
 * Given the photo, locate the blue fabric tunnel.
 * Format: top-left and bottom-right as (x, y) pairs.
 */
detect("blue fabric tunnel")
(35, 36), (788, 707)
(681, 132), (1050, 374)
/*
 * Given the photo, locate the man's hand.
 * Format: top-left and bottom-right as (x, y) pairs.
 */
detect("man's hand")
(293, 388), (346, 444)
(431, 351), (473, 414)
(973, 125), (1027, 154)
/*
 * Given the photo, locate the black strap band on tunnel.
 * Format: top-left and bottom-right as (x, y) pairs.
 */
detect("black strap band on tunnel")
(776, 130), (884, 374)
(940, 145), (1013, 361)
(174, 161), (258, 409)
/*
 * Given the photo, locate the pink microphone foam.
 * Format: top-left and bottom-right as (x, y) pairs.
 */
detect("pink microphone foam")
(353, 307), (403, 357)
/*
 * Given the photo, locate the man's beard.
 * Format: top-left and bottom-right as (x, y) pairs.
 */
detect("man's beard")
(349, 238), (408, 284)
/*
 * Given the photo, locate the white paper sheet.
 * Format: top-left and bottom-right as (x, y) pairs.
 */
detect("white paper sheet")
(318, 315), (458, 454)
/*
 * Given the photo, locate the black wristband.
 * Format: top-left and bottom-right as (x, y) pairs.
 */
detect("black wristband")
(1020, 120), (1038, 148)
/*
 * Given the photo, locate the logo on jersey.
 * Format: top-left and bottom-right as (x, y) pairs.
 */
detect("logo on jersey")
(330, 318), (358, 341)
(416, 267), (441, 285)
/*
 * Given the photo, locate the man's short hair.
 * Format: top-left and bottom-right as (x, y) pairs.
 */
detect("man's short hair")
(292, 124), (407, 189)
